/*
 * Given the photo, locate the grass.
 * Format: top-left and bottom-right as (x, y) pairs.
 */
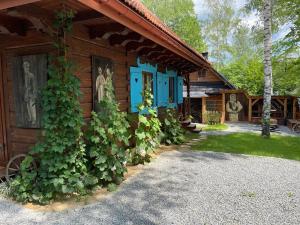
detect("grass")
(191, 133), (300, 161)
(201, 123), (229, 131)
(184, 131), (200, 142)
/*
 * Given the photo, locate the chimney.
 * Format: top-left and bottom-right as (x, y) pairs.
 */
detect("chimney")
(202, 52), (208, 60)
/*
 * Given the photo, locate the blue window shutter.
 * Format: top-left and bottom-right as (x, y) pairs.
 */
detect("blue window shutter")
(177, 76), (183, 104)
(130, 67), (142, 113)
(156, 72), (164, 107)
(153, 72), (157, 106)
(163, 74), (169, 107)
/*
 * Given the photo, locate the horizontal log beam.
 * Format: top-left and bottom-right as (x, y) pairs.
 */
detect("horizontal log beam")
(109, 32), (141, 46)
(7, 4), (54, 34)
(0, 13), (29, 36)
(89, 23), (128, 39)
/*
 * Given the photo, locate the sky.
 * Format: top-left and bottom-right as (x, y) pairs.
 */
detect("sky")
(192, 0), (289, 41)
(193, 0), (259, 27)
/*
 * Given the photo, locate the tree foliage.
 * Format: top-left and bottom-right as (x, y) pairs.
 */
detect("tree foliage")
(142, 0), (207, 53)
(130, 86), (161, 165)
(85, 74), (130, 188)
(221, 56), (264, 95)
(161, 109), (185, 145)
(246, 0), (300, 49)
(201, 0), (238, 69)
(201, 0), (299, 96)
(245, 0), (300, 96)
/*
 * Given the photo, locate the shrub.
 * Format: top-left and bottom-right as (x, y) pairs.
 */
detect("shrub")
(10, 10), (96, 204)
(203, 111), (221, 125)
(85, 70), (130, 188)
(130, 86), (161, 165)
(161, 108), (185, 145)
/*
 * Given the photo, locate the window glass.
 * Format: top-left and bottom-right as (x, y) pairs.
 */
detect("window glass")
(169, 77), (175, 103)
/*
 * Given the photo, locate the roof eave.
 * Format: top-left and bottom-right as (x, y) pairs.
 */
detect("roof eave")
(78, 0), (209, 69)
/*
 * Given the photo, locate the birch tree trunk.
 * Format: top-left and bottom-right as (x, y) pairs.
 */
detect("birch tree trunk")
(262, 0), (273, 137)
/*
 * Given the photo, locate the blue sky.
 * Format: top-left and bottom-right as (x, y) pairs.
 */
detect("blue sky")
(193, 0), (259, 27)
(192, 0), (289, 41)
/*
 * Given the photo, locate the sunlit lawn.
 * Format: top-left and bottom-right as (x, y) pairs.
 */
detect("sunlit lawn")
(202, 123), (229, 131)
(191, 133), (300, 161)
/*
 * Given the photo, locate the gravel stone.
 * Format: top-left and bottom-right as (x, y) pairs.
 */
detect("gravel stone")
(0, 150), (299, 225)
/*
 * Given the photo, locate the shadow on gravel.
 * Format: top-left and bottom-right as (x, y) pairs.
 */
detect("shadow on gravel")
(0, 161), (189, 225)
(55, 166), (190, 225)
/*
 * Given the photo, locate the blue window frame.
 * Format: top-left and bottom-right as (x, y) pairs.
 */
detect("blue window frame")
(130, 59), (157, 113)
(130, 58), (184, 113)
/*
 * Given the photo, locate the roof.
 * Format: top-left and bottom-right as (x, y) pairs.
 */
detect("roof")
(120, 0), (209, 63)
(183, 84), (231, 98)
(0, 0), (210, 70)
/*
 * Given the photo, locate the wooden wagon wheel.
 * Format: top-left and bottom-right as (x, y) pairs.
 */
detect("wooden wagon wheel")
(5, 154), (37, 183)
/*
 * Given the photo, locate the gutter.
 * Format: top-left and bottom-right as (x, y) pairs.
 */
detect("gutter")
(77, 0), (209, 68)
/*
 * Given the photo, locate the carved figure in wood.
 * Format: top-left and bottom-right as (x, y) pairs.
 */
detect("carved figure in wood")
(226, 94), (243, 122)
(105, 67), (113, 100)
(23, 61), (37, 125)
(95, 66), (106, 102)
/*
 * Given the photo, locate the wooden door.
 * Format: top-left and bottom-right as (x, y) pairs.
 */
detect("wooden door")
(0, 55), (7, 166)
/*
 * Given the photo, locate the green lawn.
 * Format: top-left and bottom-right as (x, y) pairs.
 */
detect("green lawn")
(201, 123), (229, 131)
(191, 133), (300, 161)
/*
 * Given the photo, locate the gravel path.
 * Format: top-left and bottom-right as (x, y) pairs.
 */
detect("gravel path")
(1, 150), (300, 225)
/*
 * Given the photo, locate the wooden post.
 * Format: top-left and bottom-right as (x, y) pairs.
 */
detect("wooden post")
(248, 98), (252, 122)
(202, 96), (206, 124)
(221, 93), (225, 124)
(284, 98), (287, 120)
(293, 98), (296, 120)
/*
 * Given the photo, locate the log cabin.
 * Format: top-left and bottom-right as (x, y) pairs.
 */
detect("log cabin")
(185, 70), (298, 125)
(0, 0), (212, 169)
(183, 55), (299, 125)
(183, 67), (235, 123)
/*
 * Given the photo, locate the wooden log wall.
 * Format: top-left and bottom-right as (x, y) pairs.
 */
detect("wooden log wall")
(0, 31), (53, 161)
(0, 24), (137, 160)
(189, 69), (221, 82)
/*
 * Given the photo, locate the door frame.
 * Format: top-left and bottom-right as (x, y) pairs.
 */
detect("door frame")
(0, 53), (8, 166)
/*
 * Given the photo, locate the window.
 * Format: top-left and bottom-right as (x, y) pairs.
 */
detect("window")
(142, 71), (153, 100)
(169, 77), (175, 103)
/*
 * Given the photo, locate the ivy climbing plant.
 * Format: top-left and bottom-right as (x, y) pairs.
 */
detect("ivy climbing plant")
(10, 10), (96, 204)
(161, 108), (185, 145)
(85, 70), (130, 190)
(131, 86), (161, 165)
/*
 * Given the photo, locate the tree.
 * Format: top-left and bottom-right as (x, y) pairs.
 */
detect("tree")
(273, 46), (300, 95)
(142, 0), (207, 53)
(246, 0), (300, 50)
(245, 0), (299, 97)
(262, 0), (273, 137)
(201, 0), (238, 69)
(220, 56), (264, 95)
